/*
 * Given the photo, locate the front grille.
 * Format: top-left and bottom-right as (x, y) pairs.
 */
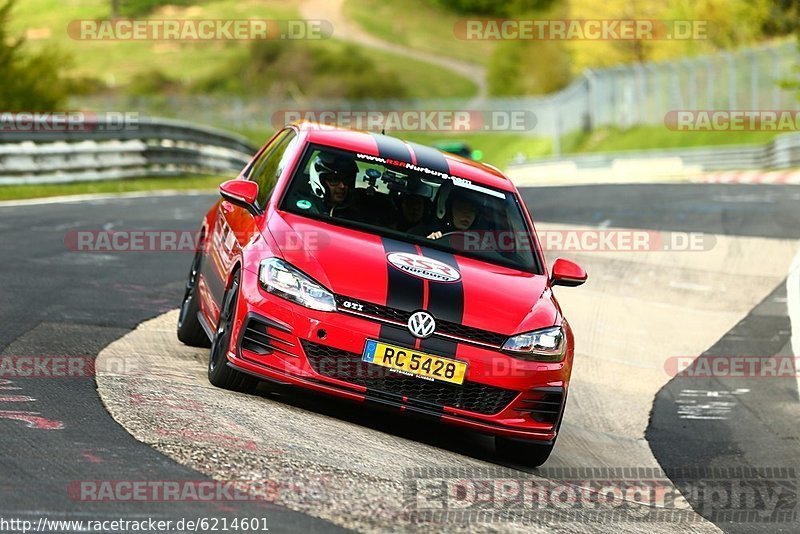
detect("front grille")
(302, 341), (519, 415)
(335, 296), (508, 348)
(241, 316), (295, 356)
(514, 387), (564, 425)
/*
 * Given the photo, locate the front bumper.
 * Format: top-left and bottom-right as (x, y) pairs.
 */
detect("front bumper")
(228, 267), (571, 441)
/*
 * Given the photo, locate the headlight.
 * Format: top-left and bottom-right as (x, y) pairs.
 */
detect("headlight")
(258, 258), (336, 311)
(502, 326), (565, 362)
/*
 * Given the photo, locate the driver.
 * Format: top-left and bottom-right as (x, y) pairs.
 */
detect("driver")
(410, 187), (479, 239)
(306, 152), (362, 219)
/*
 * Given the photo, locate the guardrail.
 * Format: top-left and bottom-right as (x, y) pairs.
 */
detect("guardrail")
(508, 132), (800, 180)
(0, 117), (259, 185)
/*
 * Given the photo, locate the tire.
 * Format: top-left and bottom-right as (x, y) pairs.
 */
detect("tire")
(207, 271), (258, 393)
(495, 437), (555, 467)
(177, 246), (211, 347)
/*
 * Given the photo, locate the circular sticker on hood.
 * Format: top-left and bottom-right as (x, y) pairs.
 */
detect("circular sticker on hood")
(387, 252), (461, 283)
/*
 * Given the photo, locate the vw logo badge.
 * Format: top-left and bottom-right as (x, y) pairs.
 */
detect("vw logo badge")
(408, 311), (436, 339)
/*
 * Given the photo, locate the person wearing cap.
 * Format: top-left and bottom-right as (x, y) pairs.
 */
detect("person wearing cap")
(393, 177), (433, 232)
(397, 194), (428, 232)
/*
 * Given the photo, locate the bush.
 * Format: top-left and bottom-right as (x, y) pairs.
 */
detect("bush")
(117, 0), (201, 17)
(486, 1), (572, 96)
(127, 69), (183, 95)
(427, 0), (557, 17)
(195, 40), (409, 99)
(0, 0), (72, 110)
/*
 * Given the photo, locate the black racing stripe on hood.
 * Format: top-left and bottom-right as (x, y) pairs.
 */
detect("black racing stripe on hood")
(420, 247), (464, 324)
(408, 142), (449, 173)
(419, 247), (463, 357)
(380, 237), (421, 346)
(370, 133), (413, 163)
(382, 238), (424, 311)
(418, 336), (457, 358)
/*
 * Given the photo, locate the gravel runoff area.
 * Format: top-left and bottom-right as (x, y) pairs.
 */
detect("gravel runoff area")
(95, 309), (712, 533)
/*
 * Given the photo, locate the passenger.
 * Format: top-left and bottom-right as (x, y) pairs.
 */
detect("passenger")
(410, 187), (480, 240)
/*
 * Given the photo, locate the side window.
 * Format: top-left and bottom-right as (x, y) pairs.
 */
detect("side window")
(246, 130), (288, 180)
(249, 130), (298, 208)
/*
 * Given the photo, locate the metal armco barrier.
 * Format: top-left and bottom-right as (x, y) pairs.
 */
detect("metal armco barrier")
(0, 117), (259, 185)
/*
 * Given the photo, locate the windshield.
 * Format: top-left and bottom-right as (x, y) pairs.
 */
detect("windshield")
(279, 144), (540, 273)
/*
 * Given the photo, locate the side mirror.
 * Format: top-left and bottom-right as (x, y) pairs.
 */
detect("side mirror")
(550, 258), (587, 287)
(220, 179), (260, 216)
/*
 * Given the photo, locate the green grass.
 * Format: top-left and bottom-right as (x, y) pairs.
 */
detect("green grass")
(561, 126), (784, 154)
(402, 132), (551, 168)
(9, 0), (476, 98)
(351, 45), (476, 98)
(344, 0), (495, 66)
(398, 125), (788, 168)
(235, 124), (788, 170)
(10, 0), (302, 85)
(0, 175), (224, 201)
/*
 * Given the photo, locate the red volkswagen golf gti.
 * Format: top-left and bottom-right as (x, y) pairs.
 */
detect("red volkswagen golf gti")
(177, 122), (586, 466)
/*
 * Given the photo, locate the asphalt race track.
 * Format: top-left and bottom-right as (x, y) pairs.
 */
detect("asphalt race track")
(1, 184), (798, 532)
(0, 194), (343, 533)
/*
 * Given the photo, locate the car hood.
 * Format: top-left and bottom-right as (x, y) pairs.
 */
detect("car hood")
(267, 212), (555, 335)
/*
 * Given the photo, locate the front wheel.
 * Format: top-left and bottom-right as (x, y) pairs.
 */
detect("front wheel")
(495, 437), (555, 467)
(208, 271), (257, 393)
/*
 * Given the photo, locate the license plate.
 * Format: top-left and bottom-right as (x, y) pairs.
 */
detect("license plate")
(362, 339), (467, 385)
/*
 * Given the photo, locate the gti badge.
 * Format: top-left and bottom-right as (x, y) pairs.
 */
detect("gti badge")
(408, 311), (436, 339)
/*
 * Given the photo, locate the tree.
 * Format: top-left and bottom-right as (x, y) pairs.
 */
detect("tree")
(0, 0), (72, 110)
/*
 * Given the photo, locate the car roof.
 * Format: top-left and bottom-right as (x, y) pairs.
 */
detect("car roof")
(292, 121), (514, 192)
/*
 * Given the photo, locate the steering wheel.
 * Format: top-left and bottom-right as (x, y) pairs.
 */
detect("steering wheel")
(436, 230), (470, 239)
